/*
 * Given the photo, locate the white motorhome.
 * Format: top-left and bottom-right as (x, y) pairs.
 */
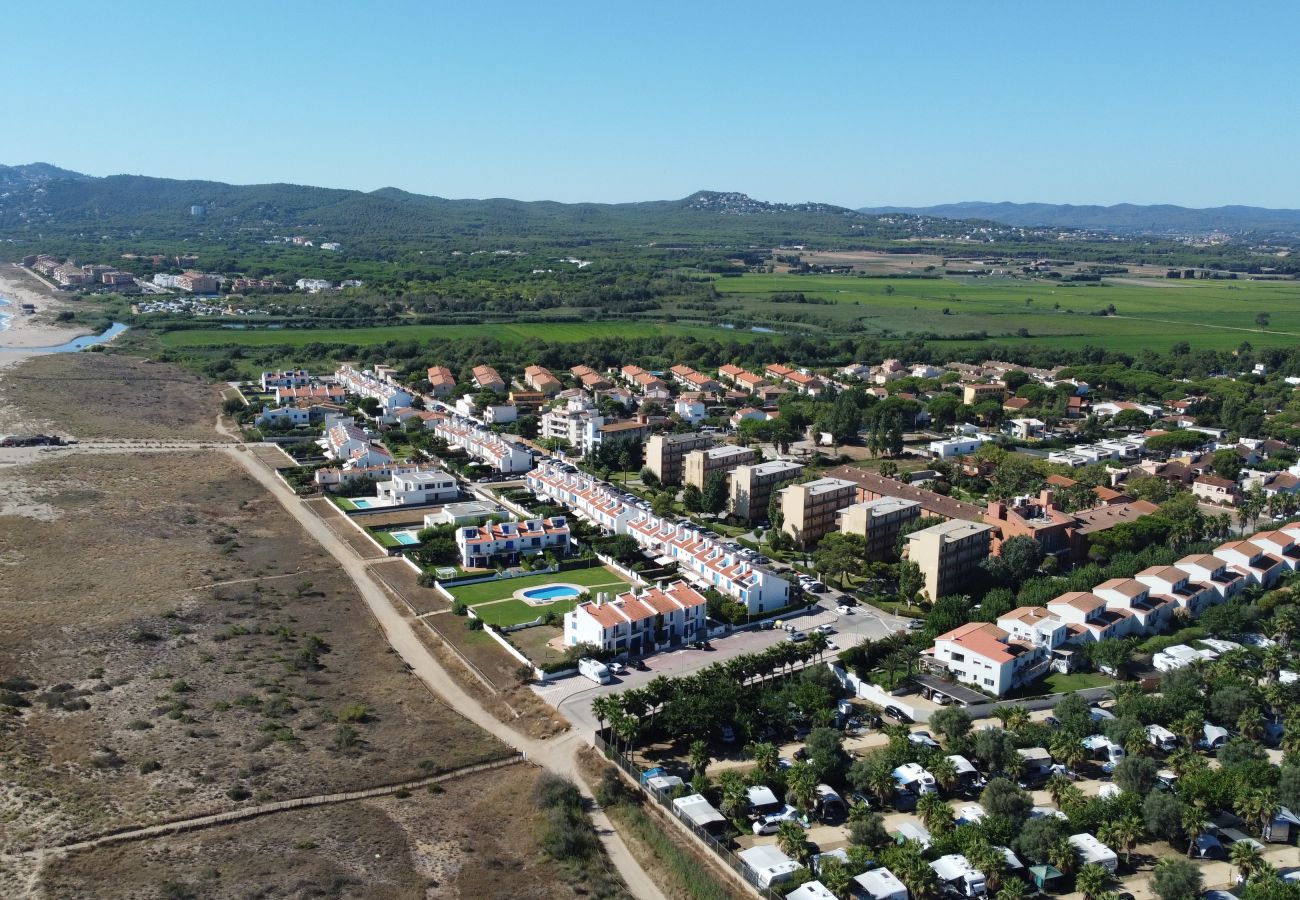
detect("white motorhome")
(1146, 724), (1178, 752)
(1081, 734), (1125, 769)
(892, 762), (937, 796)
(579, 658), (612, 684)
(854, 867), (909, 900)
(930, 854), (987, 898)
(1068, 833), (1118, 874)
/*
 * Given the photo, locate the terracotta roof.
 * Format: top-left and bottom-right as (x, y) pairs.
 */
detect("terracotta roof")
(935, 622), (1017, 665)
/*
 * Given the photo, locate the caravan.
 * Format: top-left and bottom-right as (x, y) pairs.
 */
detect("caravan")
(930, 854), (988, 898)
(892, 762), (938, 797)
(1146, 724), (1178, 752)
(1082, 734), (1125, 771)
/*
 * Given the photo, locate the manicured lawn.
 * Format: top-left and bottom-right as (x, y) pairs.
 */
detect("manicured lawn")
(331, 497), (358, 511)
(473, 597), (582, 628)
(446, 566), (633, 607)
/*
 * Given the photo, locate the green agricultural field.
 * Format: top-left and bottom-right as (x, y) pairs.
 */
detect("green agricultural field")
(708, 272), (1300, 351)
(156, 320), (763, 349)
(446, 566), (632, 607)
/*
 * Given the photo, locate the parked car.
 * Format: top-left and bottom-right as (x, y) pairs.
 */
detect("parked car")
(752, 806), (803, 835)
(836, 605), (855, 615)
(789, 631), (808, 642)
(632, 658), (649, 671)
(607, 661), (627, 676)
(884, 705), (913, 723)
(815, 624), (836, 635)
(906, 619), (924, 631)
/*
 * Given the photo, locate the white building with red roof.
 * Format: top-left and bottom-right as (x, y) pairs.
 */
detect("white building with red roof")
(433, 419), (533, 473)
(926, 620), (1051, 696)
(564, 581), (707, 654)
(455, 517), (570, 568)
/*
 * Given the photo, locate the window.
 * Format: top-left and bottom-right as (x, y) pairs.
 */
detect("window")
(984, 679), (994, 687)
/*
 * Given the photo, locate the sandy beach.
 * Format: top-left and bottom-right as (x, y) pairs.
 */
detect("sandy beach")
(0, 264), (97, 373)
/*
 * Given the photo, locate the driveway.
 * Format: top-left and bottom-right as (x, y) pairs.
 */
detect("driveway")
(537, 598), (908, 735)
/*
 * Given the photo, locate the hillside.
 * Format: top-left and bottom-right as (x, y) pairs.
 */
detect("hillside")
(0, 164), (1033, 251)
(858, 200), (1300, 236)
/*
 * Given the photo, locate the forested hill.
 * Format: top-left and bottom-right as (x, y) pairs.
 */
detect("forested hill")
(857, 200), (1300, 236)
(0, 164), (1019, 251)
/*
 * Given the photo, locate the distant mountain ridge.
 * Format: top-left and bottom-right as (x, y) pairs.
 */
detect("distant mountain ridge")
(857, 201), (1300, 235)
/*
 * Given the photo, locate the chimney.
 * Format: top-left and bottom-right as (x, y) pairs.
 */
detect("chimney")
(1039, 488), (1056, 510)
(988, 500), (1005, 521)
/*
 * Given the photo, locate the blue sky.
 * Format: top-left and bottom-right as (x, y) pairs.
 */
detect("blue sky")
(6, 1), (1298, 207)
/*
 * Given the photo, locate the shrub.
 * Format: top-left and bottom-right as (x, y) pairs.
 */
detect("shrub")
(337, 703), (371, 723)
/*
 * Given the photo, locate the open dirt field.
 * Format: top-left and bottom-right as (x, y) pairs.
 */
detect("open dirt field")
(0, 450), (508, 856)
(0, 352), (225, 439)
(35, 762), (604, 900)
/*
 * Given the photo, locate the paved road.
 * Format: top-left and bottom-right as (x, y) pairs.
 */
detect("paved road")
(221, 444), (669, 900)
(538, 597), (908, 736)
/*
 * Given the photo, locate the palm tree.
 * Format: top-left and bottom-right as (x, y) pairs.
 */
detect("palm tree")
(1076, 862), (1110, 900)
(1230, 839), (1263, 884)
(1237, 709), (1265, 742)
(867, 761), (897, 807)
(1047, 836), (1079, 876)
(968, 841), (1007, 893)
(917, 791), (954, 834)
(1182, 805), (1208, 857)
(807, 629), (830, 662)
(930, 754), (959, 795)
(776, 820), (807, 863)
(894, 851), (938, 900)
(1236, 788), (1279, 837)
(1262, 645), (1288, 683)
(787, 760), (819, 815)
(1004, 705), (1031, 732)
(991, 706), (1015, 729)
(995, 879), (1030, 900)
(1045, 773), (1073, 808)
(591, 695), (616, 738)
(687, 739), (711, 781)
(819, 857), (853, 900)
(748, 741), (778, 779)
(1173, 711), (1204, 750)
(718, 770), (748, 820)
(1050, 732), (1087, 774)
(1166, 747), (1200, 777)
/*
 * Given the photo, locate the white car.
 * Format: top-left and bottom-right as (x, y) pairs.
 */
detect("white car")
(836, 605), (854, 615)
(752, 805), (803, 835)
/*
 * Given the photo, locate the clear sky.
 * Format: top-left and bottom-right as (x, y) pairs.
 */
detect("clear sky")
(6, 1), (1298, 207)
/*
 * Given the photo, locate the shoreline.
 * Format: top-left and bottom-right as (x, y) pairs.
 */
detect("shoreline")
(0, 265), (95, 350)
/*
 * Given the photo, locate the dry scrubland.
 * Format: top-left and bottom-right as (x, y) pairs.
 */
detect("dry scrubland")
(0, 451), (510, 862)
(0, 351), (224, 438)
(36, 763), (603, 900)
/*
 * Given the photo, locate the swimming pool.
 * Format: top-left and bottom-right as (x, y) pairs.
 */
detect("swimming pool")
(350, 498), (379, 509)
(520, 585), (581, 602)
(389, 530), (421, 546)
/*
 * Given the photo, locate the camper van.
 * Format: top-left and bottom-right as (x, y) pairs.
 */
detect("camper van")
(892, 762), (938, 797)
(579, 658), (612, 684)
(1146, 724), (1178, 752)
(930, 854), (988, 898)
(1082, 734), (1125, 770)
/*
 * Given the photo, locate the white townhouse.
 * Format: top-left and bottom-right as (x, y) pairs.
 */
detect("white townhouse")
(323, 421), (374, 460)
(260, 369), (313, 390)
(1250, 530), (1300, 571)
(1175, 554), (1246, 602)
(564, 581), (707, 655)
(434, 419), (533, 473)
(1135, 565), (1218, 617)
(625, 514), (789, 615)
(527, 464), (635, 534)
(1046, 591), (1134, 642)
(1093, 577), (1178, 633)
(455, 516), (570, 568)
(375, 469), (459, 507)
(335, 364), (412, 415)
(1214, 540), (1285, 587)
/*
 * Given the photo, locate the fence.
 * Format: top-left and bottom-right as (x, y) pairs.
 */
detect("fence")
(594, 732), (779, 900)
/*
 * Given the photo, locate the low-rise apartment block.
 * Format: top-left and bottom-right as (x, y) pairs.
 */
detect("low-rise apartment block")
(962, 383), (1006, 405)
(471, 365), (506, 393)
(728, 460), (804, 523)
(780, 477), (858, 547)
(456, 516), (570, 568)
(335, 364), (413, 415)
(434, 419), (533, 473)
(527, 463), (634, 533)
(906, 520), (993, 600)
(683, 445), (756, 490)
(426, 366), (456, 397)
(524, 365), (563, 395)
(645, 432), (713, 486)
(837, 497), (921, 561)
(564, 581), (708, 654)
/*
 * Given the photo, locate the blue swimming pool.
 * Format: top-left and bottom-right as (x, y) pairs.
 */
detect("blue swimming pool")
(521, 585), (581, 602)
(390, 530), (421, 546)
(350, 498), (378, 509)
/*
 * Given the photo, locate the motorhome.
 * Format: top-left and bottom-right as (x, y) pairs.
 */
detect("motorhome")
(1068, 833), (1118, 874)
(1016, 747), (1054, 784)
(892, 762), (938, 796)
(1146, 724), (1178, 752)
(578, 657), (612, 684)
(747, 785), (783, 818)
(1081, 734), (1125, 769)
(930, 854), (988, 898)
(853, 867), (909, 900)
(948, 755), (985, 792)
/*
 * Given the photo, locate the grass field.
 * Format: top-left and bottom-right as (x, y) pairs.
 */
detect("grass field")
(447, 567), (629, 616)
(157, 320), (764, 348)
(708, 272), (1300, 351)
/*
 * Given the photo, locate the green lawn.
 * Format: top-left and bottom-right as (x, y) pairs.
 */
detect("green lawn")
(708, 272), (1300, 351)
(331, 497), (358, 511)
(473, 597), (582, 627)
(1042, 672), (1115, 693)
(156, 321), (763, 349)
(446, 566), (633, 607)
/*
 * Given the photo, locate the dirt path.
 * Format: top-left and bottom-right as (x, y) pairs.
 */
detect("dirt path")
(10, 756), (526, 861)
(220, 443), (669, 900)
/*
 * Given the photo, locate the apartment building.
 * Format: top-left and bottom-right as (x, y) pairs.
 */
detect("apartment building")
(718, 364), (769, 393)
(927, 618), (1057, 696)
(433, 419), (533, 473)
(524, 365), (563, 395)
(779, 477), (858, 547)
(374, 469), (459, 507)
(471, 365), (506, 393)
(728, 460), (804, 524)
(540, 397), (605, 452)
(906, 520), (993, 601)
(275, 384), (345, 405)
(626, 514), (789, 613)
(962, 383), (1006, 405)
(456, 516), (570, 568)
(837, 497), (921, 562)
(824, 465), (985, 523)
(669, 364), (721, 393)
(683, 445), (756, 491)
(645, 432), (713, 485)
(335, 364), (413, 415)
(1045, 592), (1133, 642)
(564, 581), (708, 655)
(1174, 554), (1246, 602)
(260, 369), (313, 390)
(426, 366), (456, 397)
